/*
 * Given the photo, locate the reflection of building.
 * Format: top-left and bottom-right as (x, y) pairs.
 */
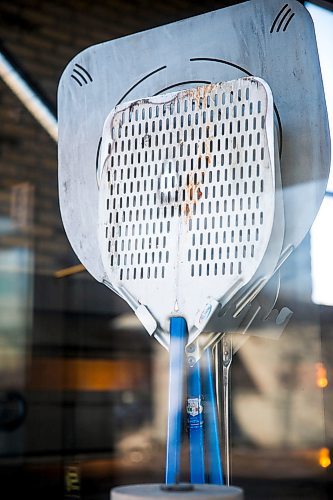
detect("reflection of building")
(0, 0), (332, 498)
(0, 0), (232, 481)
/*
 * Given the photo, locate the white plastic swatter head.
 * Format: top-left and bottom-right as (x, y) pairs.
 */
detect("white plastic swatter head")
(97, 77), (276, 346)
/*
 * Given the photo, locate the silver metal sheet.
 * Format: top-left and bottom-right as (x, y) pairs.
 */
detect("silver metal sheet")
(58, 0), (330, 327)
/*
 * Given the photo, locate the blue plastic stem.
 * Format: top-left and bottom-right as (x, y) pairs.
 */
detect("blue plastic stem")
(187, 359), (205, 483)
(165, 317), (187, 484)
(203, 347), (224, 484)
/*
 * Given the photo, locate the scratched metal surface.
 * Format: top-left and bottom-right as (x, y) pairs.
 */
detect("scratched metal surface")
(58, 0), (330, 347)
(58, 0), (330, 287)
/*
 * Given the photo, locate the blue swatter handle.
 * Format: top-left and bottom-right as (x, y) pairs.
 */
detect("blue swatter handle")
(165, 317), (187, 484)
(203, 347), (224, 484)
(188, 360), (205, 483)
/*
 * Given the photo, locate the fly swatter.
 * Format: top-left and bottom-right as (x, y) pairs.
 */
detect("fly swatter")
(97, 77), (276, 483)
(97, 77), (276, 345)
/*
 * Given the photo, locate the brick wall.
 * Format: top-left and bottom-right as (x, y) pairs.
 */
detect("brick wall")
(0, 0), (241, 275)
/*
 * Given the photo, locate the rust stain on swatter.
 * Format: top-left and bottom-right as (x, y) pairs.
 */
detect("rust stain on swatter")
(186, 84), (215, 110)
(183, 171), (205, 220)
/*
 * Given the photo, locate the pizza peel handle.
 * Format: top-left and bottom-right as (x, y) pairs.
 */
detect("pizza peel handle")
(165, 317), (187, 484)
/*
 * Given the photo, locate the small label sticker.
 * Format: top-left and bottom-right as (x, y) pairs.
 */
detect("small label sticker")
(187, 398), (203, 428)
(187, 398), (203, 417)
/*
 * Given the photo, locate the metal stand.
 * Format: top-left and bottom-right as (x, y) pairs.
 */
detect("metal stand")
(111, 483), (244, 499)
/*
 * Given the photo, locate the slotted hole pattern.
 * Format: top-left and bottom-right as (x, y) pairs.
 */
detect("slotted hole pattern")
(102, 82), (270, 281)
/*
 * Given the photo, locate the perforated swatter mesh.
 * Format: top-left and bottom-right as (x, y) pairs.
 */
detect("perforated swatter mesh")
(100, 80), (271, 283)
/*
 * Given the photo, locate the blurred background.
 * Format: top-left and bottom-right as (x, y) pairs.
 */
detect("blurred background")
(0, 0), (332, 498)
